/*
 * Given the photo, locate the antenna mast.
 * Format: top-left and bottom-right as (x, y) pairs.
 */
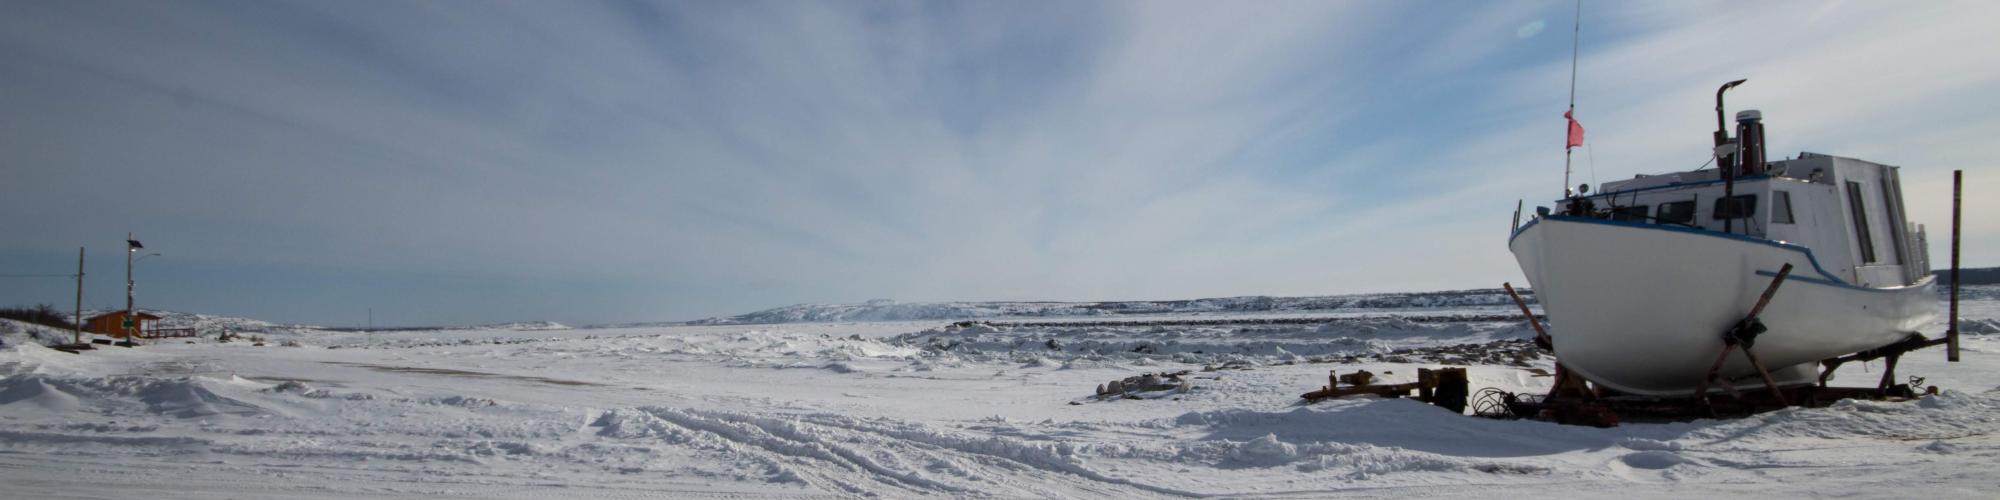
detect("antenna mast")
(1563, 0), (1582, 197)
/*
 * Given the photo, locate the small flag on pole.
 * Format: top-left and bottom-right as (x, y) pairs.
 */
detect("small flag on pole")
(128, 239), (143, 250)
(1565, 109), (1585, 149)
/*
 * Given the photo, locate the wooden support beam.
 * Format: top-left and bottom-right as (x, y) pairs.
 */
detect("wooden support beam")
(1503, 282), (1551, 350)
(1739, 345), (1788, 406)
(1302, 367), (1469, 410)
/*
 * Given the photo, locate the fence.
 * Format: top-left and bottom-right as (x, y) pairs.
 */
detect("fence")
(144, 327), (198, 339)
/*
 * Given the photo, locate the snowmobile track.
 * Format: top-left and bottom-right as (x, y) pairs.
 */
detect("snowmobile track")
(628, 407), (1206, 498)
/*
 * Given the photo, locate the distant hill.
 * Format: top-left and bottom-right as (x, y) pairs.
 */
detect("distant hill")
(73, 310), (571, 335)
(689, 288), (1535, 325)
(1934, 267), (2000, 285)
(318, 321), (571, 332)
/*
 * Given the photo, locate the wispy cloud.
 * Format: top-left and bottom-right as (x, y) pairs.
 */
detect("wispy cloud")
(0, 0), (1993, 324)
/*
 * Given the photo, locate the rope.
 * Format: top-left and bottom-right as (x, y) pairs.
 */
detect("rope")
(1587, 142), (1597, 192)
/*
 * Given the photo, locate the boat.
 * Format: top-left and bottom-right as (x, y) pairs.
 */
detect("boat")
(1508, 81), (1942, 396)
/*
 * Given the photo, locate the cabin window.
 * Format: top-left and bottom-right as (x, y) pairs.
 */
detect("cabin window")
(1611, 205), (1649, 222)
(1712, 195), (1757, 220)
(1656, 201), (1695, 225)
(1847, 181), (1877, 263)
(1880, 181), (1906, 265)
(1772, 191), (1795, 224)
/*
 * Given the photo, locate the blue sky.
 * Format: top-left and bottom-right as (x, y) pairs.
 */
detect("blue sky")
(2, 1), (1995, 326)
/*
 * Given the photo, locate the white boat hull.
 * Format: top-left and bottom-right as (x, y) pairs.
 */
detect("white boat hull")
(1510, 216), (1940, 396)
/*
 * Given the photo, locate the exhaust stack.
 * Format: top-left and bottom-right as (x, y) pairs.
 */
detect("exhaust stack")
(1713, 79), (1747, 150)
(1714, 79), (1747, 234)
(1736, 110), (1766, 176)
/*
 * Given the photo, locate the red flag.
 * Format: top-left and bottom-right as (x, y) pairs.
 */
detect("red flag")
(1564, 109), (1585, 149)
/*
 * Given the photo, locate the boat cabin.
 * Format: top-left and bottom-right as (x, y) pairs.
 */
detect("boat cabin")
(1556, 112), (1928, 289)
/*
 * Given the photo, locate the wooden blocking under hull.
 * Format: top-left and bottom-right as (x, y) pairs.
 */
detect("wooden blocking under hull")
(1431, 368), (1470, 414)
(1500, 384), (1926, 427)
(1302, 367), (1469, 413)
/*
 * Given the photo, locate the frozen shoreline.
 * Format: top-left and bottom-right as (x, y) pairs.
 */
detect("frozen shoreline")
(3, 301), (1997, 498)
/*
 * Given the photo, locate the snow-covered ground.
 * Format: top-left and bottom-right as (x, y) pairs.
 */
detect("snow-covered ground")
(3, 289), (1998, 498)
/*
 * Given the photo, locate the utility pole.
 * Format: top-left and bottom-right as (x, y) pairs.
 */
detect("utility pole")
(74, 247), (84, 345)
(368, 307), (373, 332)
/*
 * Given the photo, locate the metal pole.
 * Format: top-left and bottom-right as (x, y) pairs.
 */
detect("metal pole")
(74, 247), (84, 345)
(1562, 0), (1580, 197)
(126, 232), (135, 343)
(1567, 0), (1580, 116)
(1949, 170), (1962, 362)
(1723, 168), (1735, 234)
(1564, 149), (1574, 198)
(1511, 200), (1523, 234)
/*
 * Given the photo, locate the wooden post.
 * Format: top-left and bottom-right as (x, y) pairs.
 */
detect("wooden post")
(1949, 170), (1961, 362)
(74, 247), (84, 345)
(1434, 368), (1470, 414)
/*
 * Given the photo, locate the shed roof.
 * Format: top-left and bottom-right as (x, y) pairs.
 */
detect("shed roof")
(86, 311), (164, 321)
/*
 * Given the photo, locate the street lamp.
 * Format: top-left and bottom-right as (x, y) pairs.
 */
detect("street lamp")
(123, 233), (157, 344)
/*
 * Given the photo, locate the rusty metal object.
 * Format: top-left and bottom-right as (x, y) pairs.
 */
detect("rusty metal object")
(1817, 333), (1947, 394)
(1471, 388), (1516, 418)
(1695, 263), (1793, 405)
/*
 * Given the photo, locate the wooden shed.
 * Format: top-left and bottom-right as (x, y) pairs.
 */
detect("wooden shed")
(85, 311), (162, 338)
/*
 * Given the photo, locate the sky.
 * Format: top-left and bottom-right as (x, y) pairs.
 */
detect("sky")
(2, 0), (1996, 327)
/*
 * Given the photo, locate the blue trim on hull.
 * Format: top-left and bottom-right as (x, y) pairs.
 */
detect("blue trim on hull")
(1512, 215), (1909, 292)
(1508, 217), (1542, 243)
(1754, 270), (1931, 294)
